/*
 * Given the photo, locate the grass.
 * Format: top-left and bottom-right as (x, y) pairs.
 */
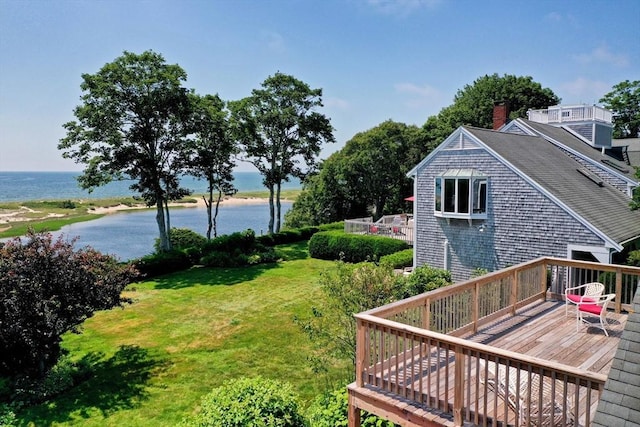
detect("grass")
(15, 242), (347, 426)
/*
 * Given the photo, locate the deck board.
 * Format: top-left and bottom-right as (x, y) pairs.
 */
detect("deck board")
(352, 300), (627, 426)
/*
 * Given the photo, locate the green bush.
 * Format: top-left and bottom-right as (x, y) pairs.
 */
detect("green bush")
(627, 250), (640, 267)
(0, 403), (16, 427)
(134, 250), (192, 278)
(306, 387), (395, 427)
(202, 229), (257, 254)
(155, 228), (207, 253)
(182, 376), (305, 427)
(379, 249), (413, 269)
(58, 200), (76, 209)
(309, 231), (409, 263)
(401, 264), (452, 298)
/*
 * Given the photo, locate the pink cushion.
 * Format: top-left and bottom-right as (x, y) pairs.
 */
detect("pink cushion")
(567, 295), (596, 304)
(578, 303), (602, 315)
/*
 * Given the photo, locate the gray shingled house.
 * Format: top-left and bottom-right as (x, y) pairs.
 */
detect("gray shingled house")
(408, 105), (640, 282)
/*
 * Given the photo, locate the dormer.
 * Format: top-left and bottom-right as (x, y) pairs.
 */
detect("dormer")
(527, 105), (613, 148)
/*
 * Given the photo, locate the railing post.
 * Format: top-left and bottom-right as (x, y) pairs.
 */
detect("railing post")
(540, 262), (548, 300)
(511, 269), (518, 315)
(615, 267), (623, 313)
(473, 281), (479, 333)
(453, 344), (465, 426)
(356, 318), (366, 387)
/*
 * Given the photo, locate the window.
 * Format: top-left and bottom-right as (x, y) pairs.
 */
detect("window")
(434, 169), (487, 220)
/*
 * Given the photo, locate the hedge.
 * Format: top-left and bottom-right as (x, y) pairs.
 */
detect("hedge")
(308, 231), (409, 263)
(379, 249), (413, 269)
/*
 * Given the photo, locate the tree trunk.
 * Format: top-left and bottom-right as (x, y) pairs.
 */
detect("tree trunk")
(213, 188), (222, 238)
(155, 197), (170, 252)
(204, 189), (213, 240)
(275, 181), (282, 233)
(164, 198), (172, 251)
(268, 184), (275, 234)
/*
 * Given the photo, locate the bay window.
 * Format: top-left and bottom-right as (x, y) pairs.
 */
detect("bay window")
(434, 169), (487, 220)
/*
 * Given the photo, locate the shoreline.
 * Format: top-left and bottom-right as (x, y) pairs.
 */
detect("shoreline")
(0, 194), (296, 238)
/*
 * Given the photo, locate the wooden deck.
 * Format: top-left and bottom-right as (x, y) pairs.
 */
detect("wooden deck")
(350, 299), (627, 427)
(462, 300), (626, 374)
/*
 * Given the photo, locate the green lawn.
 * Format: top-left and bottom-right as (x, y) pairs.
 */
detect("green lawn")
(17, 242), (345, 426)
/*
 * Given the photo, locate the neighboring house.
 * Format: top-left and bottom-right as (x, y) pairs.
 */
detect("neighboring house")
(408, 104), (640, 282)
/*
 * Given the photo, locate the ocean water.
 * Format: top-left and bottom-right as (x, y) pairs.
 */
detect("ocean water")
(0, 171), (300, 202)
(0, 171), (297, 260)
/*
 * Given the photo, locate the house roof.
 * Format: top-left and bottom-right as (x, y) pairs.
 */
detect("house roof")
(514, 119), (638, 183)
(592, 286), (640, 427)
(462, 126), (640, 246)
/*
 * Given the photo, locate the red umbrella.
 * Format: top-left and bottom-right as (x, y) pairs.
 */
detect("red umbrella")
(404, 196), (415, 201)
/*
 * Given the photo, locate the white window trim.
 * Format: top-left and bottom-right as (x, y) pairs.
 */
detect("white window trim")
(434, 170), (488, 221)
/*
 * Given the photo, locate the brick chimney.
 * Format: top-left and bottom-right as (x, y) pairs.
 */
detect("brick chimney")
(493, 101), (509, 130)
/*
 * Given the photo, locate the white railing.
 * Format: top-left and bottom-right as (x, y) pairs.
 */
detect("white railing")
(528, 106), (612, 125)
(344, 214), (414, 246)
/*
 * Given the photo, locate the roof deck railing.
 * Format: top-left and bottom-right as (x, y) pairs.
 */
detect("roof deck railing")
(527, 105), (613, 125)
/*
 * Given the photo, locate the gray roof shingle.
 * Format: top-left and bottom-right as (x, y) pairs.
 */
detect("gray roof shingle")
(592, 286), (640, 427)
(464, 126), (640, 246)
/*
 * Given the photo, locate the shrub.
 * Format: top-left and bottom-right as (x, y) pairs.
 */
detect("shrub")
(401, 264), (452, 298)
(202, 229), (256, 254)
(379, 249), (413, 269)
(627, 250), (640, 267)
(182, 376), (305, 427)
(0, 403), (16, 427)
(58, 200), (76, 209)
(154, 227), (207, 253)
(306, 387), (395, 427)
(309, 231), (409, 263)
(134, 250), (192, 278)
(0, 231), (137, 378)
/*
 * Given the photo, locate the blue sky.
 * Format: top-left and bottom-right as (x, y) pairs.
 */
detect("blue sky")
(1, 0), (638, 172)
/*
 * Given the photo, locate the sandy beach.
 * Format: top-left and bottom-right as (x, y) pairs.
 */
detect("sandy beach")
(0, 196), (275, 228)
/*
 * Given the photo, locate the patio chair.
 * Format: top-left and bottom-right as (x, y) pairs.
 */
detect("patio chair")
(576, 293), (616, 336)
(564, 282), (604, 317)
(479, 359), (575, 426)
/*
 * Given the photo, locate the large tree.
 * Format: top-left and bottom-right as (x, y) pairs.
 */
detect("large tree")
(432, 73), (560, 139)
(0, 232), (137, 378)
(188, 94), (237, 239)
(599, 79), (640, 139)
(229, 72), (335, 233)
(58, 50), (194, 252)
(285, 121), (428, 226)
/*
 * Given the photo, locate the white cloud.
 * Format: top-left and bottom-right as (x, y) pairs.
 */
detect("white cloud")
(325, 97), (350, 110)
(573, 44), (629, 67)
(366, 0), (442, 16)
(394, 82), (442, 107)
(560, 77), (610, 103)
(262, 31), (286, 54)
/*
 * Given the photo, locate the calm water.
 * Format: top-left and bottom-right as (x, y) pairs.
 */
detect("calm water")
(50, 202), (292, 261)
(0, 171), (300, 202)
(1, 171), (297, 260)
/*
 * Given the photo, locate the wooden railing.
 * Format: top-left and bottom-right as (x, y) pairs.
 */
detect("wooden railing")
(344, 214), (414, 246)
(353, 257), (640, 426)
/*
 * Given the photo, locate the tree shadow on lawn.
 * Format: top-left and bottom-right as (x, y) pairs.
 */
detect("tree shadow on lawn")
(18, 345), (169, 426)
(152, 262), (281, 290)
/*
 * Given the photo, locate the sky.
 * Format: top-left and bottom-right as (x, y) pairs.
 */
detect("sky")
(0, 0), (639, 172)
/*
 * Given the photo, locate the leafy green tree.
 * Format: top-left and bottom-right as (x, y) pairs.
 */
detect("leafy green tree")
(599, 79), (640, 138)
(229, 72), (335, 233)
(285, 121), (426, 226)
(58, 50), (194, 252)
(432, 73), (560, 138)
(188, 93), (237, 239)
(0, 231), (137, 378)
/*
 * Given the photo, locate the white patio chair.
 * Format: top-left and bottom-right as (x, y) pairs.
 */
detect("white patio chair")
(564, 282), (604, 316)
(479, 359), (575, 426)
(576, 293), (616, 336)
